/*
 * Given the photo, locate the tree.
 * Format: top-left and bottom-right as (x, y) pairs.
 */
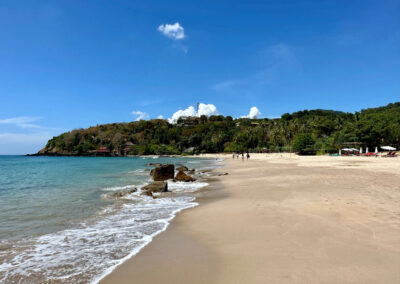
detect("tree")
(292, 133), (315, 155)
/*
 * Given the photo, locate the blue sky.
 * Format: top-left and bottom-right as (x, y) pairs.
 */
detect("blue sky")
(1, 0), (399, 154)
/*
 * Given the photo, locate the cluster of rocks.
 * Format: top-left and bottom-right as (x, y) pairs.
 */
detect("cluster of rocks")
(141, 181), (168, 196)
(143, 163), (197, 197)
(112, 163), (198, 198)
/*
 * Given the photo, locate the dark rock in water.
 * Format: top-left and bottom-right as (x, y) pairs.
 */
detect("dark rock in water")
(187, 169), (195, 175)
(176, 165), (189, 172)
(144, 168), (151, 172)
(111, 188), (137, 198)
(147, 163), (161, 167)
(142, 181), (168, 196)
(175, 170), (196, 182)
(217, 172), (229, 176)
(152, 164), (175, 181)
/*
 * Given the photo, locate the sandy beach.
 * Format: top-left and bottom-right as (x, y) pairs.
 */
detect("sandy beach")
(101, 154), (400, 283)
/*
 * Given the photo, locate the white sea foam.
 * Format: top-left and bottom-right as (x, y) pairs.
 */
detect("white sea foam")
(101, 183), (147, 192)
(0, 196), (198, 284)
(128, 168), (148, 174)
(0, 159), (216, 284)
(168, 181), (209, 192)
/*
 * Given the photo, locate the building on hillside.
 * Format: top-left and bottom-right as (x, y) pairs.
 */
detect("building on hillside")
(91, 146), (110, 156)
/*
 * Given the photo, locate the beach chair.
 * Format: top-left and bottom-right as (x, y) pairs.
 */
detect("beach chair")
(383, 151), (397, 157)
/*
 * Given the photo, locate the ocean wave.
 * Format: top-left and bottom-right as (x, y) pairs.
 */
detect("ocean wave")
(0, 158), (218, 284)
(101, 183), (145, 192)
(0, 196), (198, 284)
(168, 181), (209, 193)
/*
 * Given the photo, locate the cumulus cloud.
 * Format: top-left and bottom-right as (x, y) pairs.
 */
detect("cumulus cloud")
(169, 106), (196, 123)
(0, 116), (42, 128)
(132, 111), (150, 121)
(168, 103), (218, 123)
(157, 115), (164, 119)
(242, 106), (261, 119)
(158, 22), (185, 40)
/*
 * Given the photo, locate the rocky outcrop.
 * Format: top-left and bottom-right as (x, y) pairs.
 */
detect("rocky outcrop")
(142, 181), (168, 196)
(175, 170), (196, 182)
(151, 164), (175, 181)
(111, 188), (137, 198)
(187, 169), (195, 175)
(176, 165), (189, 172)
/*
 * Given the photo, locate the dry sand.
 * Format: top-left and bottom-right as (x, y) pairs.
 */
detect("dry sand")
(101, 154), (400, 284)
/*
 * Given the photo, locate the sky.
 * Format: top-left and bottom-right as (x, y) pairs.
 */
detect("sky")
(0, 0), (399, 154)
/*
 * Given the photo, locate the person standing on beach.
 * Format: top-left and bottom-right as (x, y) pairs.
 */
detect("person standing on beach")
(247, 153), (250, 160)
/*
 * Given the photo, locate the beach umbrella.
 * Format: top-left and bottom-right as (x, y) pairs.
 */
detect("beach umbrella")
(381, 146), (396, 151)
(375, 147), (378, 153)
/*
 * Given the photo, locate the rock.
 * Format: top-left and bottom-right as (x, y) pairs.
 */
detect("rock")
(176, 165), (189, 172)
(111, 188), (137, 198)
(175, 170), (196, 182)
(142, 181), (168, 196)
(217, 172), (229, 176)
(152, 164), (175, 181)
(187, 169), (195, 175)
(144, 168), (150, 172)
(147, 163), (161, 167)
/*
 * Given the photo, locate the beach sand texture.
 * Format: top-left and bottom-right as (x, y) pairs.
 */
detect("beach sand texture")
(101, 154), (400, 284)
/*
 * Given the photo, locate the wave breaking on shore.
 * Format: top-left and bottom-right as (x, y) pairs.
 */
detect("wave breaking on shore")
(0, 160), (216, 284)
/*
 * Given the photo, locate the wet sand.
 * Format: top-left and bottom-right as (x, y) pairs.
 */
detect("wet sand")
(101, 154), (400, 283)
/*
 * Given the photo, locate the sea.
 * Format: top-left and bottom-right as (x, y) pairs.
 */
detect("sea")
(0, 155), (219, 283)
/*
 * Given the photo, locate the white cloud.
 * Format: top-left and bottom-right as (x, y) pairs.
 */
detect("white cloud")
(132, 111), (150, 121)
(0, 116), (42, 128)
(169, 106), (196, 123)
(157, 115), (164, 119)
(168, 103), (218, 123)
(197, 103), (218, 117)
(158, 22), (185, 40)
(242, 106), (261, 119)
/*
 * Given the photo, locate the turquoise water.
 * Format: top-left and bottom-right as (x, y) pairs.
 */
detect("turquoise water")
(0, 155), (218, 283)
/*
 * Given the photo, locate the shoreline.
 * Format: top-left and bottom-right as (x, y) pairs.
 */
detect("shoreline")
(101, 154), (400, 283)
(99, 165), (227, 284)
(0, 156), (219, 283)
(90, 159), (225, 283)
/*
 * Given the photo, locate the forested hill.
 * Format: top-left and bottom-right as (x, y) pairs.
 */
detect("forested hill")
(37, 102), (400, 156)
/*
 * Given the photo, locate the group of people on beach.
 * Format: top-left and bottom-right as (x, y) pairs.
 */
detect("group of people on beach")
(233, 152), (250, 160)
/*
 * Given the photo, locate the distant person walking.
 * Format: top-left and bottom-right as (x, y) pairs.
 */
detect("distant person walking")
(247, 153), (250, 160)
(241, 153), (244, 160)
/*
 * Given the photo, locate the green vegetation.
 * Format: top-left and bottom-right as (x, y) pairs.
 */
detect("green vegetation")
(38, 102), (400, 156)
(292, 133), (315, 155)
